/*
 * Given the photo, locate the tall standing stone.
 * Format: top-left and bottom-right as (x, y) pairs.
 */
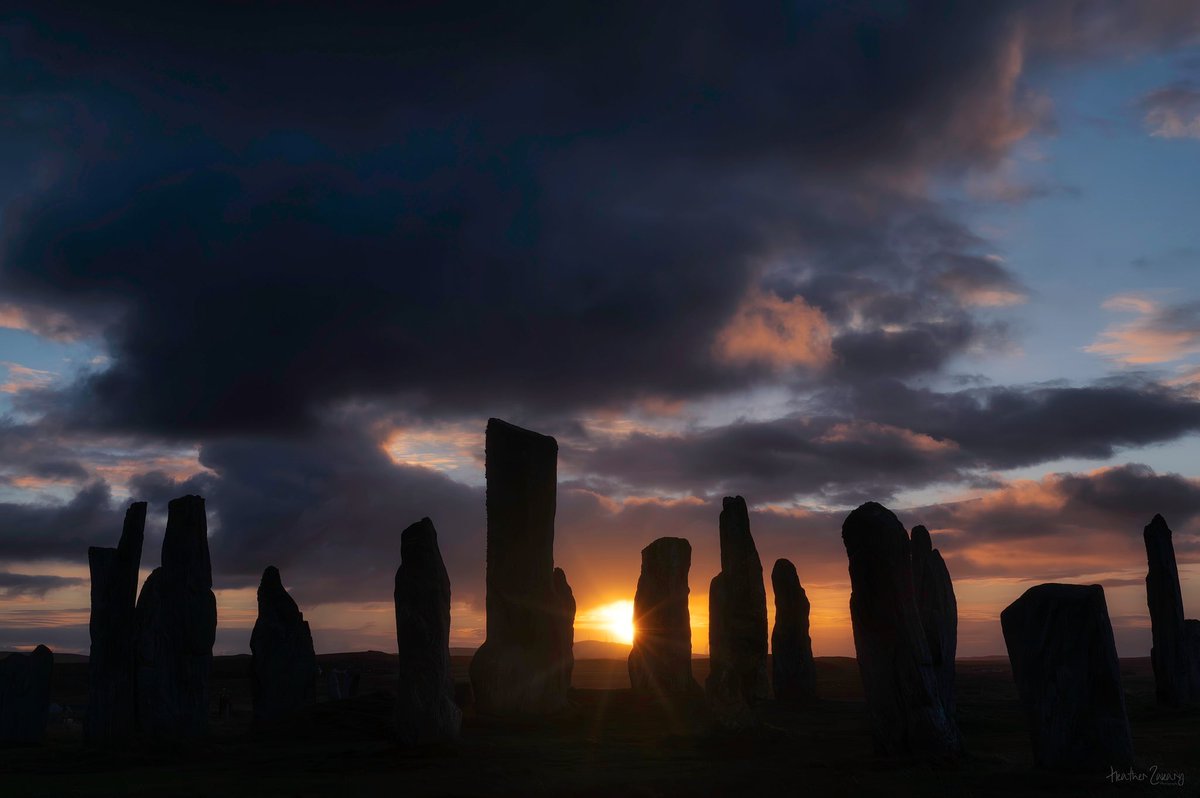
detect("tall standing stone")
(86, 501), (146, 743)
(395, 518), (462, 744)
(629, 537), (699, 696)
(842, 502), (961, 758)
(0, 645), (53, 744)
(469, 418), (575, 715)
(135, 495), (217, 739)
(251, 566), (316, 725)
(705, 496), (769, 728)
(770, 558), (816, 705)
(910, 524), (957, 717)
(1001, 583), (1134, 771)
(1143, 514), (1200, 707)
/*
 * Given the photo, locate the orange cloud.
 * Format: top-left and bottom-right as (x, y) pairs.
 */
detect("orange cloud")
(1085, 294), (1200, 364)
(714, 288), (833, 370)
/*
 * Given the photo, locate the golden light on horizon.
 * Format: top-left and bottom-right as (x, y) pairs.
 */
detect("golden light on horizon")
(591, 600), (635, 645)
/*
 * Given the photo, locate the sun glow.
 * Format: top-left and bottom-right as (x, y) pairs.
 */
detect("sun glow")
(595, 600), (635, 645)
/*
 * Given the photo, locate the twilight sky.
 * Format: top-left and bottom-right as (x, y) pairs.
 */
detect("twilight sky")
(2, 2), (1200, 658)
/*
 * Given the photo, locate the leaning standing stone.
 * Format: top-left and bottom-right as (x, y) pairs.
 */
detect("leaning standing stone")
(770, 558), (816, 705)
(842, 502), (961, 759)
(910, 524), (958, 717)
(395, 517), (462, 745)
(1001, 583), (1133, 771)
(251, 566), (317, 725)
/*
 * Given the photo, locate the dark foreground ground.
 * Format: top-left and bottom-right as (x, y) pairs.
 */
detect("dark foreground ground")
(1, 654), (1196, 797)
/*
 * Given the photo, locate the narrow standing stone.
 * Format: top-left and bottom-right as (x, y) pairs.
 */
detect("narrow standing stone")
(0, 645), (53, 744)
(1143, 514), (1200, 707)
(86, 501), (146, 743)
(251, 566), (316, 725)
(842, 502), (961, 759)
(135, 495), (217, 739)
(395, 518), (462, 744)
(469, 419), (575, 715)
(1001, 583), (1134, 771)
(771, 558), (816, 705)
(705, 496), (769, 728)
(910, 524), (958, 717)
(629, 537), (699, 696)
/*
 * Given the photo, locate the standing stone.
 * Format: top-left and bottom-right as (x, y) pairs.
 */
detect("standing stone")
(1001, 583), (1134, 771)
(1143, 514), (1200, 707)
(770, 558), (816, 705)
(135, 495), (217, 739)
(705, 496), (769, 728)
(629, 537), (699, 696)
(0, 645), (53, 744)
(251, 566), (316, 725)
(86, 501), (146, 743)
(842, 502), (961, 758)
(395, 518), (462, 744)
(910, 524), (958, 717)
(469, 419), (575, 715)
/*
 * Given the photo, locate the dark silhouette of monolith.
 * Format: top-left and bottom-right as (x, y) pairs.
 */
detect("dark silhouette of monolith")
(1143, 514), (1200, 707)
(135, 495), (217, 739)
(395, 517), (462, 744)
(469, 418), (575, 715)
(86, 501), (146, 743)
(771, 558), (816, 705)
(0, 644), (53, 744)
(251, 566), (316, 725)
(1001, 583), (1133, 771)
(842, 502), (961, 759)
(705, 496), (769, 728)
(910, 524), (957, 717)
(629, 537), (699, 696)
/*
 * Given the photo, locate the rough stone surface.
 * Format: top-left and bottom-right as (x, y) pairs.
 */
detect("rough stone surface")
(629, 537), (698, 696)
(86, 501), (146, 743)
(394, 517), (462, 745)
(0, 644), (53, 744)
(469, 418), (575, 715)
(705, 496), (769, 728)
(251, 566), (316, 725)
(135, 495), (217, 739)
(910, 524), (958, 717)
(1143, 514), (1200, 707)
(770, 558), (816, 705)
(842, 502), (962, 759)
(1001, 583), (1134, 771)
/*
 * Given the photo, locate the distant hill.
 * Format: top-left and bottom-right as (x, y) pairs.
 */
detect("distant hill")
(573, 640), (632, 660)
(0, 651), (88, 663)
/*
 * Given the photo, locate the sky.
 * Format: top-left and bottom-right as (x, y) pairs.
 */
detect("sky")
(2, 2), (1200, 659)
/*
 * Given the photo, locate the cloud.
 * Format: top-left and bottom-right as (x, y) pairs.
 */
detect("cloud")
(1140, 82), (1200, 139)
(1087, 294), (1200, 364)
(713, 289), (832, 370)
(0, 571), (83, 598)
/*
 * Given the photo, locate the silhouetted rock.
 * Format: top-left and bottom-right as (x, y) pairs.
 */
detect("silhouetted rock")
(910, 524), (957, 717)
(251, 566), (316, 725)
(1001, 583), (1133, 771)
(629, 537), (699, 696)
(394, 518), (462, 745)
(327, 669), (359, 700)
(770, 558), (816, 705)
(135, 495), (217, 739)
(86, 501), (146, 744)
(0, 644), (53, 744)
(470, 419), (574, 715)
(705, 496), (769, 728)
(1143, 514), (1200, 707)
(842, 502), (962, 759)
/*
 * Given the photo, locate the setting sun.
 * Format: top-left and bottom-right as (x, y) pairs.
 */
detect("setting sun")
(595, 600), (635, 645)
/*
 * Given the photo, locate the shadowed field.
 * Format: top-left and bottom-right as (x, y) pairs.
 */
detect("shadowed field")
(1, 654), (1195, 797)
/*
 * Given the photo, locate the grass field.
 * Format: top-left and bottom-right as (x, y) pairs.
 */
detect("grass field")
(1, 653), (1196, 797)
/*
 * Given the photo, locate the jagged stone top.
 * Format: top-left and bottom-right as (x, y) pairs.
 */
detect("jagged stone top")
(399, 517), (447, 573)
(718, 496), (760, 572)
(911, 524), (933, 555)
(162, 494), (211, 590)
(257, 565), (303, 621)
(642, 536), (691, 560)
(1145, 513), (1172, 541)
(772, 557), (798, 584)
(842, 501), (909, 560)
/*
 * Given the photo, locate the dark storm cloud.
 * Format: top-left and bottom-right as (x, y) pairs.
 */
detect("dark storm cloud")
(0, 480), (120, 560)
(569, 379), (1200, 501)
(0, 1), (1091, 434)
(0, 571), (83, 598)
